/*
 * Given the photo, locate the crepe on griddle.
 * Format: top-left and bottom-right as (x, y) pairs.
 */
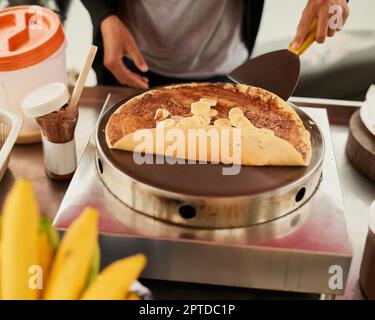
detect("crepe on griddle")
(105, 83), (312, 166)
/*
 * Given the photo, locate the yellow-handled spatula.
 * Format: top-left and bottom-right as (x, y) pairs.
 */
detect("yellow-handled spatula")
(229, 20), (318, 100)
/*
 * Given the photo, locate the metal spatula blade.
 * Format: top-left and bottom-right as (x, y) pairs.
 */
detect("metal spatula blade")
(229, 21), (318, 100)
(229, 50), (300, 101)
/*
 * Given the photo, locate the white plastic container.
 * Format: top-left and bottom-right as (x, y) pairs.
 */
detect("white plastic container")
(0, 5), (67, 144)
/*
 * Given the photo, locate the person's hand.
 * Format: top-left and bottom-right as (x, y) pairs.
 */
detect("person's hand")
(100, 15), (149, 89)
(291, 0), (350, 50)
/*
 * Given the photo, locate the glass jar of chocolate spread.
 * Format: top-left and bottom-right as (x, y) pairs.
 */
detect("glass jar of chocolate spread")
(360, 201), (375, 300)
(21, 83), (78, 180)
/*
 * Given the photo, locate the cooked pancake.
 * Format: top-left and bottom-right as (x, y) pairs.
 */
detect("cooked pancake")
(105, 83), (312, 166)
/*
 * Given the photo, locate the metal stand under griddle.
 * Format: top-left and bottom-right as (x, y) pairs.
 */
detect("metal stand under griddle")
(54, 103), (352, 297)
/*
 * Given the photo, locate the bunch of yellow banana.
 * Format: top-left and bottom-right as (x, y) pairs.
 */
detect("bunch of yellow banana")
(0, 179), (147, 300)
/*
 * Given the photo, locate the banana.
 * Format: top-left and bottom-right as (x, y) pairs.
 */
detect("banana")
(179, 116), (202, 128)
(44, 207), (98, 300)
(208, 109), (218, 118)
(156, 118), (176, 128)
(229, 107), (244, 119)
(214, 118), (232, 127)
(200, 98), (217, 107)
(38, 232), (53, 290)
(40, 216), (60, 251)
(127, 292), (141, 300)
(81, 254), (147, 300)
(1, 179), (40, 300)
(0, 241), (2, 300)
(191, 101), (211, 116)
(154, 108), (170, 121)
(85, 242), (101, 288)
(38, 217), (60, 289)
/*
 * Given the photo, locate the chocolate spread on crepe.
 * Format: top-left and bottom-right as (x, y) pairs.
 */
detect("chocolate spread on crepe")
(105, 83), (312, 166)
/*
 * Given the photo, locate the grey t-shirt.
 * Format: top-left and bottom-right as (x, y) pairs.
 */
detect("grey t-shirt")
(120, 0), (248, 78)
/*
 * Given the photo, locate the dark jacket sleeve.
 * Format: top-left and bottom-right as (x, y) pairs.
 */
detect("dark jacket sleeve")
(81, 0), (117, 31)
(80, 0), (120, 85)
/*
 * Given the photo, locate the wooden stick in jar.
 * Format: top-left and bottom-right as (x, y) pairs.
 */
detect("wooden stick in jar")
(68, 45), (98, 109)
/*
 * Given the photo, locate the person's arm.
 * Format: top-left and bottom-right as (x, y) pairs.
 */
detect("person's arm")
(81, 1), (149, 89)
(291, 0), (350, 50)
(100, 15), (149, 89)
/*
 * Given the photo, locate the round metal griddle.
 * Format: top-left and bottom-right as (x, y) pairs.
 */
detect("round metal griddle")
(96, 96), (324, 229)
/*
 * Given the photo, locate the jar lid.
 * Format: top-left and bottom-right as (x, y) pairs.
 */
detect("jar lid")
(0, 6), (65, 71)
(21, 82), (70, 118)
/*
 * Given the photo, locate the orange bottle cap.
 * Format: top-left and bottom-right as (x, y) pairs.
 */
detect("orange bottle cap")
(0, 5), (65, 72)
